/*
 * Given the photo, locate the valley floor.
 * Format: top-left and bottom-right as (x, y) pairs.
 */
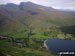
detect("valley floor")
(0, 39), (57, 56)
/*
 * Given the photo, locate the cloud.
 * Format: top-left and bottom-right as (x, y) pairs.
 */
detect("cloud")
(0, 0), (75, 10)
(0, 0), (25, 4)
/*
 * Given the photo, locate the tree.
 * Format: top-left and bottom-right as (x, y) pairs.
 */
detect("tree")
(66, 34), (74, 40)
(24, 23), (34, 47)
(57, 34), (65, 39)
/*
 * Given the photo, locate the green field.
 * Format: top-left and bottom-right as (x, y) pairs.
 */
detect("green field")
(0, 39), (57, 56)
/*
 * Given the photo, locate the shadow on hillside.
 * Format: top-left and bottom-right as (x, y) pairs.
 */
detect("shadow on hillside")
(60, 26), (75, 36)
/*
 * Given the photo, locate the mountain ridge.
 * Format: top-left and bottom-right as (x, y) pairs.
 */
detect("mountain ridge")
(0, 2), (75, 35)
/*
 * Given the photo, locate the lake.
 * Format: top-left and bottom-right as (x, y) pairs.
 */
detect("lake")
(46, 39), (75, 54)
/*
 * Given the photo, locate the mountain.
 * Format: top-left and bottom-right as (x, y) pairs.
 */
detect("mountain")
(0, 2), (75, 35)
(0, 13), (26, 33)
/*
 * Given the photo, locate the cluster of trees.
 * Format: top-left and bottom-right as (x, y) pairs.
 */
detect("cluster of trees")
(43, 29), (75, 40)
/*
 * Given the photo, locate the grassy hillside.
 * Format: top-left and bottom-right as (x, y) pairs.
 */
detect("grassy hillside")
(0, 14), (29, 38)
(0, 40), (57, 56)
(0, 2), (75, 38)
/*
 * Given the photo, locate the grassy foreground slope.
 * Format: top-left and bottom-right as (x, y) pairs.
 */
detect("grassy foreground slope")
(0, 40), (57, 56)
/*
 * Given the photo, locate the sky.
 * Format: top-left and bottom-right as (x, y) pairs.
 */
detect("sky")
(0, 0), (75, 11)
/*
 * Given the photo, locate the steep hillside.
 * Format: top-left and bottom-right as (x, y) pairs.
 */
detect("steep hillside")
(0, 14), (28, 37)
(0, 2), (75, 34)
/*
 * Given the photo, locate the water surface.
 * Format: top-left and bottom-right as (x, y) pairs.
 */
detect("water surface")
(46, 39), (75, 54)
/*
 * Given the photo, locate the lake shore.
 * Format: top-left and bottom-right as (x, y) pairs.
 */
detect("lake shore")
(43, 40), (48, 50)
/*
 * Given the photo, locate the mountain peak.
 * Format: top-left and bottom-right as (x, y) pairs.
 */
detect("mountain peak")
(25, 1), (34, 4)
(19, 2), (54, 11)
(20, 2), (36, 5)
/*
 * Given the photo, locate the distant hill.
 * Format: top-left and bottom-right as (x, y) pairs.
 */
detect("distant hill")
(0, 2), (75, 34)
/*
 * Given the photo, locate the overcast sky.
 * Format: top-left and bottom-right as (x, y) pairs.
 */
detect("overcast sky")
(0, 0), (75, 11)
